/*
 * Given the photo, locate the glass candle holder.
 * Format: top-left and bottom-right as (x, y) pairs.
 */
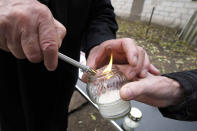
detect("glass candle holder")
(87, 65), (131, 119)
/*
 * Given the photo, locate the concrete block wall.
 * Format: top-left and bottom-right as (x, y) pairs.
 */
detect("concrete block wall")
(111, 0), (197, 28)
(111, 0), (133, 18)
(141, 0), (197, 28)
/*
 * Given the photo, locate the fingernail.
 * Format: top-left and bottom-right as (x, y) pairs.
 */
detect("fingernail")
(133, 56), (137, 66)
(151, 64), (160, 74)
(43, 44), (58, 71)
(141, 69), (147, 77)
(121, 87), (133, 100)
(155, 67), (160, 73)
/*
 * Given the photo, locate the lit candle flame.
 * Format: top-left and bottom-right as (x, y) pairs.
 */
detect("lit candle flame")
(102, 53), (113, 77)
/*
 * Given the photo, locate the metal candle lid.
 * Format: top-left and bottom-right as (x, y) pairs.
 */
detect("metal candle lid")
(128, 107), (142, 122)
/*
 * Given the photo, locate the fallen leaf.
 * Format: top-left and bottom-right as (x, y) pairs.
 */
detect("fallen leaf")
(89, 113), (96, 121)
(78, 121), (83, 124)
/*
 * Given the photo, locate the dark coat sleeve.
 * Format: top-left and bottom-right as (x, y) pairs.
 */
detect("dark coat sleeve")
(159, 69), (197, 121)
(81, 0), (118, 57)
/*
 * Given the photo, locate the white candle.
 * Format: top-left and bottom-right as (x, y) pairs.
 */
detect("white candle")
(98, 90), (131, 119)
(98, 90), (120, 104)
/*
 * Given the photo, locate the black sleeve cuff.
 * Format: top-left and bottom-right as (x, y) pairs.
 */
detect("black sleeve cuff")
(159, 69), (197, 121)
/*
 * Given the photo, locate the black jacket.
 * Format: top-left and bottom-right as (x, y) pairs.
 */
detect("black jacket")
(0, 0), (118, 131)
(160, 69), (197, 121)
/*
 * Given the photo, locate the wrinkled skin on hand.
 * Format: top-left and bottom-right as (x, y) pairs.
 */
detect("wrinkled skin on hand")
(82, 37), (184, 108)
(82, 38), (160, 82)
(120, 73), (185, 108)
(0, 0), (66, 71)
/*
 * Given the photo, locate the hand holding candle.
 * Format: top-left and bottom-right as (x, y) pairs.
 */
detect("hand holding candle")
(120, 73), (185, 108)
(82, 38), (160, 82)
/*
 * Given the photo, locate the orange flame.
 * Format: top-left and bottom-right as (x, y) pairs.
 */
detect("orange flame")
(102, 54), (113, 79)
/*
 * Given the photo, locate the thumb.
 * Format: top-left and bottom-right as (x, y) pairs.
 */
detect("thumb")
(54, 19), (67, 48)
(39, 14), (59, 71)
(120, 81), (144, 101)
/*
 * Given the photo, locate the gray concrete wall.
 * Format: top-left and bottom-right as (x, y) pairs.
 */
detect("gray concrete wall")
(111, 0), (134, 18)
(111, 0), (197, 28)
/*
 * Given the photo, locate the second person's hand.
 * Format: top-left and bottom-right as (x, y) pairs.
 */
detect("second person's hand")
(120, 73), (185, 107)
(83, 38), (160, 82)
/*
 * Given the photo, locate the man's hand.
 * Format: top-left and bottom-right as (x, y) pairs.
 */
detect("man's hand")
(83, 38), (160, 82)
(0, 0), (66, 71)
(120, 73), (185, 107)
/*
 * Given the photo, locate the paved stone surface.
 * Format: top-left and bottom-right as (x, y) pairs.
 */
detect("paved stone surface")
(68, 91), (87, 112)
(68, 91), (119, 131)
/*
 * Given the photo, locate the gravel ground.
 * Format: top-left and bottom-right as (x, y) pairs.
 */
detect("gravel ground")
(116, 17), (197, 74)
(68, 91), (119, 131)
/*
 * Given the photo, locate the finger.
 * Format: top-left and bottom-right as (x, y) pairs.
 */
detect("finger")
(38, 10), (58, 71)
(18, 13), (42, 63)
(4, 21), (25, 58)
(139, 52), (149, 78)
(0, 41), (9, 52)
(120, 81), (145, 101)
(121, 38), (138, 66)
(85, 46), (101, 70)
(120, 46), (147, 80)
(21, 31), (42, 63)
(0, 18), (9, 52)
(84, 44), (112, 83)
(0, 45), (9, 52)
(6, 26), (25, 59)
(94, 46), (112, 68)
(101, 38), (138, 65)
(54, 19), (66, 48)
(86, 44), (111, 70)
(129, 46), (145, 77)
(117, 64), (136, 80)
(7, 39), (26, 59)
(7, 40), (25, 59)
(0, 33), (9, 52)
(149, 64), (160, 75)
(82, 72), (88, 83)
